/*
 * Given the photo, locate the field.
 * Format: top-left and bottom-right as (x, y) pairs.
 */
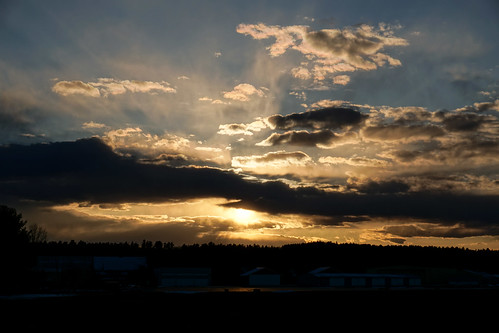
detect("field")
(2, 288), (497, 330)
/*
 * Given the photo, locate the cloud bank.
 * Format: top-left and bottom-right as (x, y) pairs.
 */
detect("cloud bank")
(0, 138), (497, 231)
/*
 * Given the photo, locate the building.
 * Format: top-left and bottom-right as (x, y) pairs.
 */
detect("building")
(241, 267), (281, 286)
(301, 267), (421, 288)
(93, 256), (147, 272)
(154, 267), (211, 287)
(93, 256), (148, 288)
(36, 256), (148, 289)
(36, 256), (94, 287)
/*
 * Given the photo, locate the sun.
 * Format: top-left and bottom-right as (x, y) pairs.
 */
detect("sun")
(233, 208), (256, 224)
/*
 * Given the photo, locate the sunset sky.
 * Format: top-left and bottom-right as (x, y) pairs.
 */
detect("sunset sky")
(1, 0), (498, 249)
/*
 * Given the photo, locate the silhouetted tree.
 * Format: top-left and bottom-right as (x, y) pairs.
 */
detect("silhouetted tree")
(0, 205), (34, 292)
(0, 205), (29, 248)
(28, 224), (48, 243)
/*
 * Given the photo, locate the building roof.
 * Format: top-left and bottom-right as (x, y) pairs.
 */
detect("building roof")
(308, 267), (419, 279)
(241, 267), (279, 276)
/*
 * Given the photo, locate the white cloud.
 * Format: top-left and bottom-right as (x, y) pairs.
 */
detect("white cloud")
(319, 155), (390, 167)
(223, 83), (267, 102)
(291, 66), (312, 80)
(232, 151), (313, 169)
(218, 119), (267, 136)
(52, 78), (176, 97)
(52, 80), (101, 97)
(199, 96), (230, 105)
(237, 22), (408, 84)
(82, 121), (108, 130)
(333, 75), (350, 85)
(102, 127), (231, 165)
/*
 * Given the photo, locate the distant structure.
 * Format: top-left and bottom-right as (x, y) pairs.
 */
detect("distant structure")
(241, 267), (281, 286)
(36, 256), (147, 289)
(154, 267), (211, 287)
(300, 267), (422, 288)
(93, 256), (147, 271)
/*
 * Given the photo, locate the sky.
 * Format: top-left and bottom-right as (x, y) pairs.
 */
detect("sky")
(1, 0), (498, 249)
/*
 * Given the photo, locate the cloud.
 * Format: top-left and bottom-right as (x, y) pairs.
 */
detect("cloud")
(385, 136), (499, 166)
(52, 78), (176, 97)
(52, 80), (101, 97)
(232, 151), (313, 169)
(101, 127), (230, 165)
(319, 155), (390, 167)
(217, 119), (267, 136)
(222, 83), (267, 101)
(199, 97), (230, 104)
(440, 113), (490, 132)
(82, 121), (108, 130)
(474, 99), (499, 112)
(454, 99), (499, 113)
(266, 107), (367, 130)
(361, 124), (445, 142)
(381, 223), (499, 239)
(237, 22), (408, 83)
(332, 75), (350, 85)
(257, 130), (358, 148)
(350, 179), (411, 194)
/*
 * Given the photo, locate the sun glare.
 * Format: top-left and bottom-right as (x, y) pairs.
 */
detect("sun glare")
(233, 208), (255, 224)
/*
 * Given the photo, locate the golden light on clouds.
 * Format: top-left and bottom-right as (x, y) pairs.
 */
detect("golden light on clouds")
(231, 208), (257, 225)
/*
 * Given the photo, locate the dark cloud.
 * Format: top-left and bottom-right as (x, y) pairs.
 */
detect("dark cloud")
(390, 136), (499, 164)
(139, 153), (190, 166)
(0, 138), (275, 204)
(362, 124), (445, 141)
(267, 107), (366, 130)
(382, 223), (499, 238)
(227, 190), (499, 230)
(353, 180), (411, 194)
(1, 138), (498, 235)
(258, 130), (356, 147)
(0, 94), (45, 141)
(440, 113), (489, 132)
(390, 149), (423, 163)
(258, 130), (335, 147)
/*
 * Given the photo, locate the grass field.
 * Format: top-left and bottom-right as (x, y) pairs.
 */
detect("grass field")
(2, 288), (497, 330)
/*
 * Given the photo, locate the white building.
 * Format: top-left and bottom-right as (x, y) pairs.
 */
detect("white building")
(241, 267), (281, 286)
(306, 267), (421, 288)
(155, 267), (211, 287)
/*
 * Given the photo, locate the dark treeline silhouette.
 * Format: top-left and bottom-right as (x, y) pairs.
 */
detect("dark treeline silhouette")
(27, 239), (499, 287)
(32, 239), (499, 272)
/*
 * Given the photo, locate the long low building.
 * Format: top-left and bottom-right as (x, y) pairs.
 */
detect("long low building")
(301, 267), (422, 288)
(154, 267), (212, 287)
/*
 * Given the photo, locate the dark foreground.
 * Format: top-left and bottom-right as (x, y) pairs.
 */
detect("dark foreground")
(2, 288), (498, 330)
